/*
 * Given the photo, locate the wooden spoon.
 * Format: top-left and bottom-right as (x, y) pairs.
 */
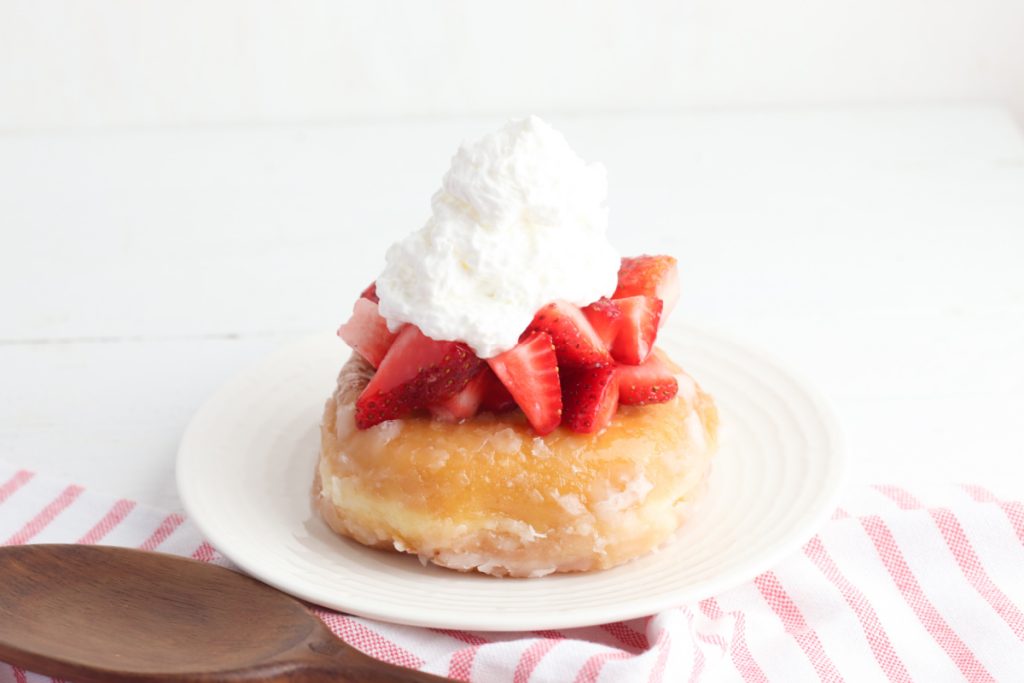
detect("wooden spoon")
(0, 544), (451, 682)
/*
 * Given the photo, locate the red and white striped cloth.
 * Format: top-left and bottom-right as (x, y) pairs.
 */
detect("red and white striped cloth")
(1, 462), (1022, 683)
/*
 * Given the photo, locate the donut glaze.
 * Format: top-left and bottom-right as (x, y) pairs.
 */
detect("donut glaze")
(314, 353), (718, 577)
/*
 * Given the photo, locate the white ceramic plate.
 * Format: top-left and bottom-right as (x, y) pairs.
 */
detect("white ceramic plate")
(177, 325), (846, 631)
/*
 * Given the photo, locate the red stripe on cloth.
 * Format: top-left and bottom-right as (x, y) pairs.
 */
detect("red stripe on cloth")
(513, 635), (564, 683)
(5, 485), (84, 545)
(878, 485), (1024, 643)
(12, 666), (27, 683)
(77, 499), (136, 544)
(681, 605), (728, 654)
(698, 598), (769, 683)
(448, 647), (476, 681)
(574, 614), (686, 683)
(573, 651), (633, 683)
(872, 484), (922, 510)
(681, 608), (707, 683)
(0, 470), (34, 505)
(431, 628), (490, 646)
(994, 500), (1024, 545)
(570, 617), (662, 683)
(754, 571), (845, 682)
(138, 513), (185, 551)
(431, 629), (490, 680)
(962, 484), (1024, 546)
(533, 629), (566, 639)
(599, 621), (650, 652)
(859, 515), (995, 682)
(962, 484), (997, 503)
(803, 536), (911, 682)
(930, 507), (1024, 642)
(647, 629), (672, 683)
(316, 610), (424, 671)
(191, 541), (217, 563)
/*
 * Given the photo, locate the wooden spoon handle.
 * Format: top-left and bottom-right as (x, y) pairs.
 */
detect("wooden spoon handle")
(275, 637), (452, 683)
(0, 544), (455, 683)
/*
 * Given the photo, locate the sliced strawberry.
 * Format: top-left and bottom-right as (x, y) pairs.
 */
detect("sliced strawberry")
(479, 367), (517, 413)
(613, 255), (679, 325)
(429, 370), (488, 422)
(355, 326), (484, 428)
(360, 281), (379, 303)
(610, 295), (662, 365)
(561, 366), (619, 433)
(616, 351), (679, 405)
(487, 332), (562, 435)
(582, 297), (623, 348)
(524, 301), (612, 368)
(337, 298), (399, 368)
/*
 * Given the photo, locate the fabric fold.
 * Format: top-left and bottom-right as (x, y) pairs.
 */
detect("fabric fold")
(1, 463), (1021, 683)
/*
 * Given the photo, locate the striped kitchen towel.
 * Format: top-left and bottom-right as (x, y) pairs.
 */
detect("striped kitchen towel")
(0, 463), (1022, 682)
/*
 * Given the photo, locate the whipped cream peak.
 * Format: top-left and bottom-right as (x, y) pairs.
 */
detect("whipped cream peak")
(375, 116), (620, 358)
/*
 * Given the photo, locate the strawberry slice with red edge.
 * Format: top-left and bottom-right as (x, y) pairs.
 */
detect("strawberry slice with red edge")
(487, 331), (562, 435)
(355, 325), (484, 428)
(429, 369), (488, 423)
(613, 255), (679, 325)
(524, 301), (612, 368)
(610, 295), (662, 365)
(561, 366), (619, 433)
(582, 297), (623, 349)
(337, 298), (399, 368)
(360, 281), (379, 303)
(479, 367), (517, 413)
(616, 350), (679, 405)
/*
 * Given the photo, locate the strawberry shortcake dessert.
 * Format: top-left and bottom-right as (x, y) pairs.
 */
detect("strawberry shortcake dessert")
(315, 116), (717, 577)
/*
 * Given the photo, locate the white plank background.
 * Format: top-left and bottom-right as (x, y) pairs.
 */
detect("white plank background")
(1, 105), (1022, 511)
(2, 1), (1024, 128)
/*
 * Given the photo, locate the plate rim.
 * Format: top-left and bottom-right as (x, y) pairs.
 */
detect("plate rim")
(176, 323), (848, 631)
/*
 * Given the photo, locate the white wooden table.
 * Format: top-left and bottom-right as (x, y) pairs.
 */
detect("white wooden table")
(2, 105), (1022, 512)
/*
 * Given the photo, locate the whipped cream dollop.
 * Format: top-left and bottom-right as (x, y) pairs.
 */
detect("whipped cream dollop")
(375, 116), (620, 358)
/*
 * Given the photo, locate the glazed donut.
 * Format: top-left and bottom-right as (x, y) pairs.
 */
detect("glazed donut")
(313, 352), (718, 577)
